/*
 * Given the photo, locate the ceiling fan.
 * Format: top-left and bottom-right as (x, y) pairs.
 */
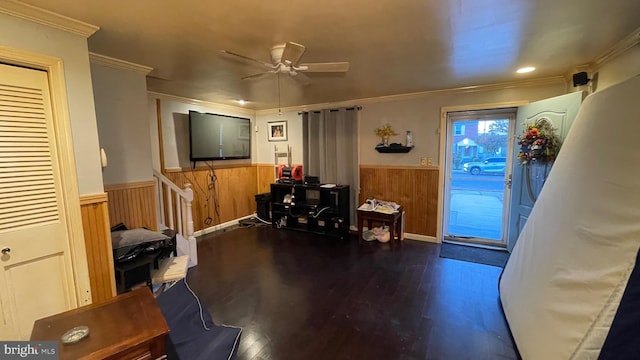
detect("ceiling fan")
(221, 41), (350, 85)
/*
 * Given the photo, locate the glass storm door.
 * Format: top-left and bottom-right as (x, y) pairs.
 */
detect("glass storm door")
(443, 109), (516, 248)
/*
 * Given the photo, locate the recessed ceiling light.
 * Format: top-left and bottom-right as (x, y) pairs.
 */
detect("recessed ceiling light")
(516, 67), (536, 74)
(237, 99), (247, 105)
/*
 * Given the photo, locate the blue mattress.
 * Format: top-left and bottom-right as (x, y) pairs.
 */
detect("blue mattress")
(156, 279), (242, 360)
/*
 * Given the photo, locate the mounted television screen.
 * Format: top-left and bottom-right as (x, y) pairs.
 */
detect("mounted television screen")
(189, 111), (251, 161)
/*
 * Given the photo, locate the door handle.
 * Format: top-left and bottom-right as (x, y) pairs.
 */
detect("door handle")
(1, 247), (9, 255)
(505, 174), (512, 189)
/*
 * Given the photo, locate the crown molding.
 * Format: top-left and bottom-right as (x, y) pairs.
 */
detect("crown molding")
(148, 91), (256, 117)
(592, 26), (640, 70)
(0, 0), (98, 37)
(255, 75), (566, 116)
(89, 52), (153, 75)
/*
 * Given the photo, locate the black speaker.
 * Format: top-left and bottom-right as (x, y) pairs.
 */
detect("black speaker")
(573, 72), (590, 87)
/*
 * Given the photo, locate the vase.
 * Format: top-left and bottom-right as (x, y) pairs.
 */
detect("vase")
(406, 131), (413, 147)
(382, 136), (389, 146)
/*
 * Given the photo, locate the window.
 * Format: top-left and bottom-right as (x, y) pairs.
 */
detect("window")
(454, 123), (465, 136)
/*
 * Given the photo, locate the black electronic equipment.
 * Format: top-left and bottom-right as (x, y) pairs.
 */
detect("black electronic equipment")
(306, 189), (321, 205)
(281, 167), (293, 178)
(277, 177), (296, 184)
(329, 190), (340, 208)
(573, 72), (591, 87)
(304, 176), (320, 185)
(188, 110), (251, 161)
(270, 183), (350, 238)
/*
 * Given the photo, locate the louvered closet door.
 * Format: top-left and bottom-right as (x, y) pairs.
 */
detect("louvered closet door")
(0, 63), (76, 340)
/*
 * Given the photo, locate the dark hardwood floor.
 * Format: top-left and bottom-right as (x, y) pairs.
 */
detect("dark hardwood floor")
(186, 224), (518, 360)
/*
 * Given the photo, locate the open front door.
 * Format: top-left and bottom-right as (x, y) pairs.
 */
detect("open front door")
(506, 92), (583, 251)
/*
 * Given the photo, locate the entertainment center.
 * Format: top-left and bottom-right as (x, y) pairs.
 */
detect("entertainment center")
(270, 183), (350, 238)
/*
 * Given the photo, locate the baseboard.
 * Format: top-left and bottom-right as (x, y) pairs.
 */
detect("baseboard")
(194, 218), (440, 244)
(193, 214), (255, 237)
(404, 233), (439, 243)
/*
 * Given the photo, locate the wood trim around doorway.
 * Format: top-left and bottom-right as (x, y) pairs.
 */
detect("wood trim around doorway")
(0, 45), (93, 305)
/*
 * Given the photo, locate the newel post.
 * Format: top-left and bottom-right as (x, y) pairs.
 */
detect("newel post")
(183, 183), (195, 241)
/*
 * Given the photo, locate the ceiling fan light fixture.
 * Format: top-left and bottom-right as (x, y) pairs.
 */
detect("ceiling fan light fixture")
(222, 41), (350, 91)
(270, 44), (286, 64)
(516, 66), (536, 74)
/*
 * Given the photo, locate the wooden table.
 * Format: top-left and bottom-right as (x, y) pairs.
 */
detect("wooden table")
(357, 206), (404, 249)
(31, 287), (169, 360)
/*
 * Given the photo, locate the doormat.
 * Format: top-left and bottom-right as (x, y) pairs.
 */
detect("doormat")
(439, 243), (509, 267)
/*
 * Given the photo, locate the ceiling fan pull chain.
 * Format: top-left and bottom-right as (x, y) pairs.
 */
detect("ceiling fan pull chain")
(277, 72), (282, 115)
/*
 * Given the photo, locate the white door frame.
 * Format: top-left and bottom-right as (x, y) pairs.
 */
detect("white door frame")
(437, 101), (528, 243)
(0, 45), (92, 304)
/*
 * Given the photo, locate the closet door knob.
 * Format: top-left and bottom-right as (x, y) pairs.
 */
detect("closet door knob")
(1, 247), (10, 254)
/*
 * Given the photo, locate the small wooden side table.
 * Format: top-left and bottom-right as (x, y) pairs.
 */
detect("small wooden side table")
(31, 287), (169, 360)
(357, 206), (404, 249)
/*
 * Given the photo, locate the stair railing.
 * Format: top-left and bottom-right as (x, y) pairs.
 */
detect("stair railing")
(153, 170), (195, 243)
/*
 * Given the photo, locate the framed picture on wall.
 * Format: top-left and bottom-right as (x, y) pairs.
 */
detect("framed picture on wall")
(268, 121), (287, 141)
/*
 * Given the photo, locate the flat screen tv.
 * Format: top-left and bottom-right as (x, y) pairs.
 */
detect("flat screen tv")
(189, 111), (251, 161)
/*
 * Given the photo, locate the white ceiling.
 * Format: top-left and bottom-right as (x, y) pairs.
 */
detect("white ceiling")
(19, 0), (640, 110)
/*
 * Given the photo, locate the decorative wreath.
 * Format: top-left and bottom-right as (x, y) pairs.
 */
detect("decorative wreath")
(517, 118), (561, 165)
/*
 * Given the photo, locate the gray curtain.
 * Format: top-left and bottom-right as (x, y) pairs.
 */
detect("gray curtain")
(302, 108), (359, 227)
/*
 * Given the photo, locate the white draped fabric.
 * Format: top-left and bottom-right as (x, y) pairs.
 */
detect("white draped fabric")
(500, 74), (640, 359)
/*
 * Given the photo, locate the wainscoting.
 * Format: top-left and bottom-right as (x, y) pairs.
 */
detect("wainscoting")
(359, 165), (439, 237)
(165, 164), (263, 232)
(79, 193), (116, 303)
(257, 164), (276, 194)
(102, 165), (437, 241)
(105, 180), (158, 230)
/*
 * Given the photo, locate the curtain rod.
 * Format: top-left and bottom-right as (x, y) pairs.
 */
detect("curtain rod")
(298, 105), (362, 115)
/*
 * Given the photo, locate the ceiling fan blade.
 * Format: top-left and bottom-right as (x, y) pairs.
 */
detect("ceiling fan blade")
(220, 50), (274, 68)
(291, 71), (311, 86)
(241, 71), (274, 80)
(281, 42), (306, 66)
(298, 62), (350, 72)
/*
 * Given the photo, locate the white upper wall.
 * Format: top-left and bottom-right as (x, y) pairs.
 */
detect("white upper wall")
(594, 45), (640, 92)
(149, 94), (255, 170)
(0, 13), (103, 195)
(91, 61), (153, 184)
(255, 111), (304, 166)
(359, 82), (568, 166)
(254, 80), (568, 167)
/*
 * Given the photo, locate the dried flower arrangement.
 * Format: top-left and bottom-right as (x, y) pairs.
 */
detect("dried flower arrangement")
(517, 118), (561, 165)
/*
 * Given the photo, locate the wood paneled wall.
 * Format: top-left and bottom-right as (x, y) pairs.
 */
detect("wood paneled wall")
(79, 194), (116, 303)
(105, 181), (158, 230)
(257, 164), (275, 194)
(359, 166), (439, 237)
(165, 164), (260, 232)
